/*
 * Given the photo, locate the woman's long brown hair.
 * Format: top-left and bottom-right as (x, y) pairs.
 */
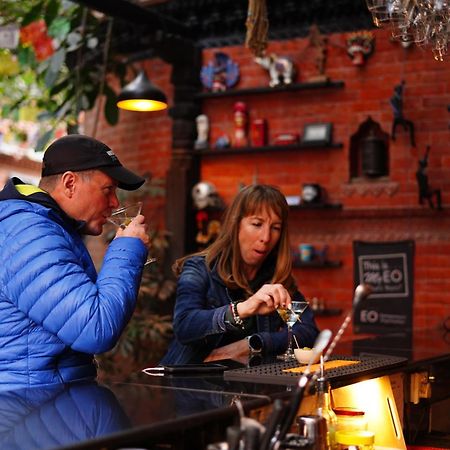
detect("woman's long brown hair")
(173, 184), (294, 295)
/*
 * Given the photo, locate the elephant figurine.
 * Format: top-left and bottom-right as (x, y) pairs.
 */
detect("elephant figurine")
(254, 53), (296, 87)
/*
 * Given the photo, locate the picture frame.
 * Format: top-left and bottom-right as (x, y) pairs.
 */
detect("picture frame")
(301, 123), (332, 146)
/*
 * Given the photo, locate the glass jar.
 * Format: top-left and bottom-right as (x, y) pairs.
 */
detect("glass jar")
(334, 407), (367, 432)
(335, 430), (375, 450)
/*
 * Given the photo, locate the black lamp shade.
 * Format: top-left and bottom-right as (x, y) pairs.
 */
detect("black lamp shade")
(117, 70), (168, 112)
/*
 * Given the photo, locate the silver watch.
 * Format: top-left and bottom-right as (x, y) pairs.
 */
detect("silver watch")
(247, 334), (262, 353)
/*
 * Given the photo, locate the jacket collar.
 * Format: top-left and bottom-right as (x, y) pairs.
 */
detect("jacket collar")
(0, 177), (86, 231)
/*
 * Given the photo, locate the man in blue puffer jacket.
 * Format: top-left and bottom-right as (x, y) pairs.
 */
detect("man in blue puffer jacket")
(0, 134), (150, 390)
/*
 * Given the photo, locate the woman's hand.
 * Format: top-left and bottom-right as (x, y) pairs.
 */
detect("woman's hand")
(237, 283), (292, 318)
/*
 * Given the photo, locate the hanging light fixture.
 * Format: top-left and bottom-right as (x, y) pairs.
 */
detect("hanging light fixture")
(117, 69), (168, 112)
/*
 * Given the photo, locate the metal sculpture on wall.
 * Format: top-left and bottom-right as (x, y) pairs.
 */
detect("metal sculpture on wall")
(390, 80), (416, 147)
(415, 146), (442, 210)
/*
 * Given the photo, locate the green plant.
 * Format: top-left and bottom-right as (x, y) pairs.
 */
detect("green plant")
(0, 0), (126, 150)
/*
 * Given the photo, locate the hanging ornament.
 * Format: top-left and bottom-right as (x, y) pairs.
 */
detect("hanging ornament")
(245, 0), (269, 58)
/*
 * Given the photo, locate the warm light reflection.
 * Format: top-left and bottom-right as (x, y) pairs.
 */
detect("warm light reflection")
(332, 376), (405, 449)
(117, 99), (168, 112)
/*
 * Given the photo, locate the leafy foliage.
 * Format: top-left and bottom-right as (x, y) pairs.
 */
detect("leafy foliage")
(0, 0), (126, 150)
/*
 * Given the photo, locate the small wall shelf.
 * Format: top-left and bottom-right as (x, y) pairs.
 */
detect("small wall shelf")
(196, 142), (343, 157)
(293, 260), (342, 269)
(195, 79), (345, 99)
(313, 308), (343, 317)
(290, 203), (342, 211)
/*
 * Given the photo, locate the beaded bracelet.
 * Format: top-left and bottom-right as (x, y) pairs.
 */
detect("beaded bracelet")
(230, 302), (245, 328)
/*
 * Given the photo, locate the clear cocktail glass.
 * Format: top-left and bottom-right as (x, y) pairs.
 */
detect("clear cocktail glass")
(277, 300), (309, 361)
(108, 202), (156, 266)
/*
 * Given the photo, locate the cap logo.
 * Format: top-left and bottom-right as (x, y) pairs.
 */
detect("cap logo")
(106, 150), (118, 162)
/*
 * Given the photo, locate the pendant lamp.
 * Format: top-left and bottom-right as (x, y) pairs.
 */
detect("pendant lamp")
(117, 69), (168, 112)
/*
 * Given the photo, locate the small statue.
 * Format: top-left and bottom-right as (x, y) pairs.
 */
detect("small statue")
(214, 135), (230, 149)
(192, 181), (223, 210)
(254, 53), (296, 87)
(192, 181), (223, 249)
(307, 24), (328, 82)
(416, 146), (442, 210)
(194, 114), (209, 150)
(390, 80), (416, 147)
(233, 101), (248, 147)
(200, 52), (239, 92)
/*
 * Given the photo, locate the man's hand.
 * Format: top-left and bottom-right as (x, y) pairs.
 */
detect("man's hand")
(115, 214), (149, 246)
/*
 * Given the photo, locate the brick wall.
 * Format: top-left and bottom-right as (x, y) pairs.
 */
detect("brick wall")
(85, 28), (450, 334)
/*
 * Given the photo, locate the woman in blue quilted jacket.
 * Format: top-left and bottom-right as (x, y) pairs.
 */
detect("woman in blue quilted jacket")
(0, 135), (149, 390)
(160, 184), (319, 365)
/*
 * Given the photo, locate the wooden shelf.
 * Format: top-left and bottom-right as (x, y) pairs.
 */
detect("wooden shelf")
(314, 308), (343, 317)
(293, 260), (342, 268)
(196, 142), (343, 157)
(290, 203), (342, 211)
(195, 79), (345, 99)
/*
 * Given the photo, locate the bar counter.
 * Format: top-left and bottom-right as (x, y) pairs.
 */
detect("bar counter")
(0, 327), (447, 450)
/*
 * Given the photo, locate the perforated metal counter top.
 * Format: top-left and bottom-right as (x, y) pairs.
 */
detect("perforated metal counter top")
(223, 355), (407, 387)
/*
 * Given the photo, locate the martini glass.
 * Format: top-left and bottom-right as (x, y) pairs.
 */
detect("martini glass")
(277, 300), (309, 361)
(108, 202), (156, 266)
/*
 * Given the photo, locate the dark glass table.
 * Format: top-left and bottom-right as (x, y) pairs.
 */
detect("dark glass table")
(0, 327), (447, 449)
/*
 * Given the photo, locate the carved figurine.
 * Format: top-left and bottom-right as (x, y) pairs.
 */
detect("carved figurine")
(346, 31), (375, 66)
(192, 181), (222, 210)
(390, 80), (416, 147)
(233, 101), (248, 147)
(194, 114), (209, 150)
(307, 24), (328, 82)
(200, 52), (239, 92)
(254, 53), (296, 87)
(415, 146), (442, 210)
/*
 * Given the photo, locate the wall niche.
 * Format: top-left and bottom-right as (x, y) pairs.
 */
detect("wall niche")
(350, 116), (390, 180)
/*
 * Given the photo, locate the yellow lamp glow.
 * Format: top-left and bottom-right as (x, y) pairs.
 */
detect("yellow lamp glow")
(117, 70), (168, 112)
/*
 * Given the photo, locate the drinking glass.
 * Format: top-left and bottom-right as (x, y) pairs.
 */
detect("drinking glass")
(277, 300), (309, 361)
(107, 202), (156, 266)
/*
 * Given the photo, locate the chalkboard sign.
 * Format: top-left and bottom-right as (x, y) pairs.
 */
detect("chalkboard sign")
(353, 240), (414, 334)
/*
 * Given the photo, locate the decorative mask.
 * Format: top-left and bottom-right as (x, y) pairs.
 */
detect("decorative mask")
(346, 31), (375, 66)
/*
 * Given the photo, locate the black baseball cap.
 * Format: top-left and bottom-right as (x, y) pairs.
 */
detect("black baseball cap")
(41, 134), (145, 191)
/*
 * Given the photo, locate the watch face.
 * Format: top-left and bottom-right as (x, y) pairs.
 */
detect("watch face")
(248, 334), (262, 352)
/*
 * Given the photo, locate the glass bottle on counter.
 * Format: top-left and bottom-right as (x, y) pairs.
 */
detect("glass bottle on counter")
(314, 375), (338, 450)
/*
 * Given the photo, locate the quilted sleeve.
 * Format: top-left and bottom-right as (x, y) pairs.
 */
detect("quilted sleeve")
(1, 212), (147, 354)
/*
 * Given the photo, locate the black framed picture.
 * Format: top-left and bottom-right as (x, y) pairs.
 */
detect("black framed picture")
(301, 123), (332, 146)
